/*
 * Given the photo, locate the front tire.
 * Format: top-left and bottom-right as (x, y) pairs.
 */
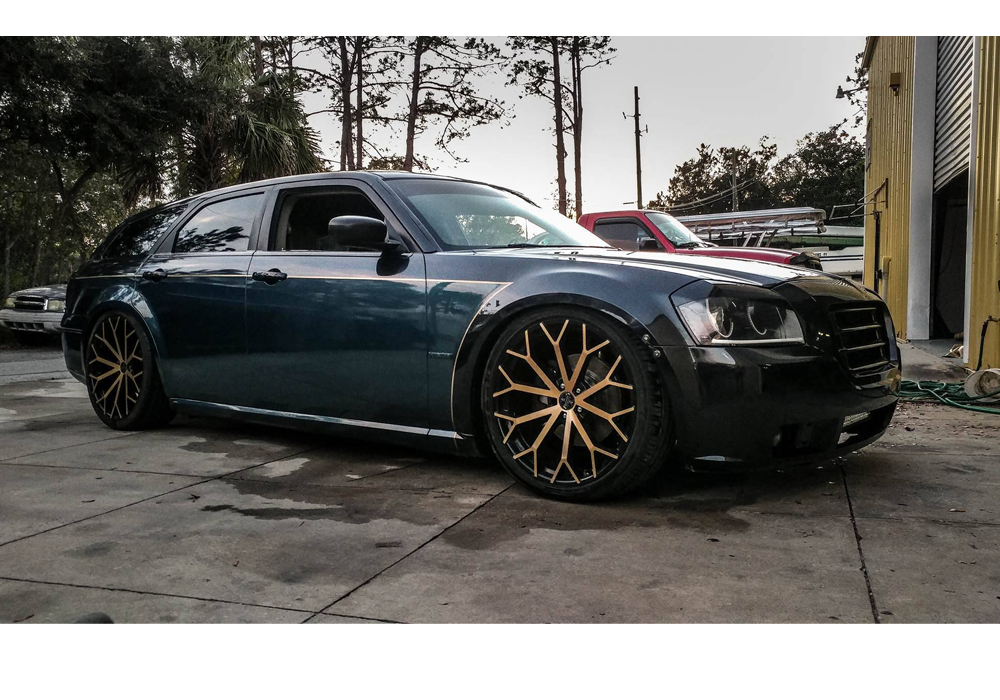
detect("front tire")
(481, 306), (672, 501)
(85, 310), (173, 430)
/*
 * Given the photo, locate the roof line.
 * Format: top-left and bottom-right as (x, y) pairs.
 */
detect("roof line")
(861, 36), (878, 72)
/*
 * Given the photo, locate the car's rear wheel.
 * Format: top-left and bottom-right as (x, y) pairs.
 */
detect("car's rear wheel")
(85, 310), (173, 430)
(481, 306), (672, 501)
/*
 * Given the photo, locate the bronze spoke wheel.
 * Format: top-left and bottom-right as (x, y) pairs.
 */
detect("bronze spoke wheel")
(88, 314), (143, 420)
(482, 307), (671, 501)
(84, 310), (173, 431)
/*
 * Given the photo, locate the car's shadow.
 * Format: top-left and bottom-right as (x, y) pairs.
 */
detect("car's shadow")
(170, 414), (854, 519)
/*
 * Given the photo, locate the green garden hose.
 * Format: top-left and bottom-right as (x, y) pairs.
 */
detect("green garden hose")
(898, 380), (1000, 415)
(898, 316), (1000, 414)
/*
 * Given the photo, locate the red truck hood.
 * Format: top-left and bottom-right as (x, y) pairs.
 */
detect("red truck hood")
(675, 246), (799, 265)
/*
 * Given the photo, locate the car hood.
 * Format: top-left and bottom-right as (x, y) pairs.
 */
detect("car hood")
(462, 247), (825, 286)
(10, 284), (67, 300)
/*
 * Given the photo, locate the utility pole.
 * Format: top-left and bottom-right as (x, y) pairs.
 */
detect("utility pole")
(731, 150), (738, 212)
(633, 86), (643, 208)
(624, 86), (646, 208)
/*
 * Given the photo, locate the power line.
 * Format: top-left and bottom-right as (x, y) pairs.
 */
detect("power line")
(653, 176), (760, 213)
(653, 138), (824, 213)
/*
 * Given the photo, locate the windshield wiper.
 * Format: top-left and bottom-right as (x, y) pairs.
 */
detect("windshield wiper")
(674, 241), (704, 249)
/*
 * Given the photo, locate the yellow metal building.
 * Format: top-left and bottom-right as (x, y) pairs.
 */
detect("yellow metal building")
(862, 36), (1000, 369)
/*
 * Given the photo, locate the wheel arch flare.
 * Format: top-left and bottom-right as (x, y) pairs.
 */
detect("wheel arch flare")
(449, 266), (690, 442)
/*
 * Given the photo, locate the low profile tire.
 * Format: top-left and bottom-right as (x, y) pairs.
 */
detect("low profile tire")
(481, 306), (672, 501)
(84, 310), (173, 431)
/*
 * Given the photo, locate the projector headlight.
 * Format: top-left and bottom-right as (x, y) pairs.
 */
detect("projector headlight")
(672, 283), (804, 346)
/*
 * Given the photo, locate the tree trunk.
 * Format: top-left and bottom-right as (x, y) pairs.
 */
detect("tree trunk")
(571, 40), (583, 220)
(550, 37), (567, 216)
(403, 38), (425, 172)
(1, 194), (10, 297)
(30, 231), (44, 286)
(338, 37), (354, 171)
(3, 233), (10, 298)
(252, 36), (264, 78)
(355, 36), (364, 170)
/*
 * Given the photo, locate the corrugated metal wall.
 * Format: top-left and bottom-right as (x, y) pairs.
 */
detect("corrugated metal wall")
(969, 37), (1000, 370)
(934, 36), (975, 191)
(864, 36), (915, 338)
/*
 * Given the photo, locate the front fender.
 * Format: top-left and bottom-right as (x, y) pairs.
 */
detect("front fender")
(448, 266), (691, 441)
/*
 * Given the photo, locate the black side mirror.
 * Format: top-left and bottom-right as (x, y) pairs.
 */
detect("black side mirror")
(637, 236), (660, 251)
(327, 215), (402, 252)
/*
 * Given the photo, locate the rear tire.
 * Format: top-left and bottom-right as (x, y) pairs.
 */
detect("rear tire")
(481, 306), (672, 501)
(84, 310), (174, 430)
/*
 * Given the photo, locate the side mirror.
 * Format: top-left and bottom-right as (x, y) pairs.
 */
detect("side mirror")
(637, 236), (660, 251)
(327, 215), (402, 252)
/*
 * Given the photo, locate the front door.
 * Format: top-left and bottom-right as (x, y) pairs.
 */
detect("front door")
(136, 189), (267, 404)
(244, 181), (428, 430)
(591, 217), (662, 252)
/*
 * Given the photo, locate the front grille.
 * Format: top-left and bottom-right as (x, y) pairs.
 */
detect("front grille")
(831, 304), (891, 374)
(14, 295), (46, 310)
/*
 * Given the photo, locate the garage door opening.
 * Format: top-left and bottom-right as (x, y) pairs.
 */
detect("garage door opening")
(930, 170), (968, 340)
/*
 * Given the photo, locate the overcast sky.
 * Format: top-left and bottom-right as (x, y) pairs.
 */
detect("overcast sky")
(301, 36), (865, 213)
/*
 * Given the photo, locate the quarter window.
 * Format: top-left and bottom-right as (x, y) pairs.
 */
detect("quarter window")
(173, 194), (262, 253)
(102, 205), (187, 259)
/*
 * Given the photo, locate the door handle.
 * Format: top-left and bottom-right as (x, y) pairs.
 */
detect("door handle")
(142, 268), (168, 282)
(252, 268), (288, 284)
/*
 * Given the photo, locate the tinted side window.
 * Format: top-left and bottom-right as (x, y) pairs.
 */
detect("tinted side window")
(271, 188), (383, 252)
(102, 205), (187, 259)
(592, 220), (646, 252)
(174, 194), (262, 253)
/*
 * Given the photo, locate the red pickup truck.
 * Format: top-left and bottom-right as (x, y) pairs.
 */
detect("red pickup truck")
(578, 209), (822, 270)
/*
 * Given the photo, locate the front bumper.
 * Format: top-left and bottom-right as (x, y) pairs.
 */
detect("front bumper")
(661, 344), (900, 471)
(0, 309), (63, 334)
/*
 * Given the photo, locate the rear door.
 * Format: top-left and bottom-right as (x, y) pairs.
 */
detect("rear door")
(137, 188), (268, 404)
(244, 179), (428, 429)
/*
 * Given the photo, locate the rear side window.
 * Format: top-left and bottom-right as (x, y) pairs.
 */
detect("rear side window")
(174, 194), (262, 253)
(102, 205), (187, 259)
(592, 220), (647, 251)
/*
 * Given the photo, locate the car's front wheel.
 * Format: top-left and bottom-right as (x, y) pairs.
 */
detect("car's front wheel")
(481, 306), (672, 501)
(85, 310), (173, 430)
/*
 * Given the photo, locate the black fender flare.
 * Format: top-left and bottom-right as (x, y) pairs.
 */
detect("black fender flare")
(449, 291), (684, 444)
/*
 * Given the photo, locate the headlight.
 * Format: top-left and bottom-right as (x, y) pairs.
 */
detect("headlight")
(2, 296), (14, 309)
(672, 284), (804, 346)
(46, 299), (66, 312)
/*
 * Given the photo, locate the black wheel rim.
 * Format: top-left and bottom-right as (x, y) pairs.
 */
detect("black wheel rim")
(490, 319), (636, 486)
(88, 315), (143, 420)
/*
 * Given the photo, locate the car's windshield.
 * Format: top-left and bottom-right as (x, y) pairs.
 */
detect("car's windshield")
(645, 212), (707, 248)
(386, 179), (611, 250)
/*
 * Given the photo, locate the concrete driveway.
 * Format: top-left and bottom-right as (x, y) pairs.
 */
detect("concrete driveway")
(1, 345), (998, 623)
